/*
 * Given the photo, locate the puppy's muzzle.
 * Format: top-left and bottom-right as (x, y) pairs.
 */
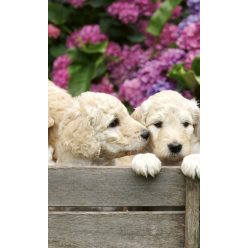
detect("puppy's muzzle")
(140, 130), (150, 140)
(168, 142), (182, 154)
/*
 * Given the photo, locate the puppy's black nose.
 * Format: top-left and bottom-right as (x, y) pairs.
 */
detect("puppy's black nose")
(168, 143), (182, 153)
(141, 130), (150, 140)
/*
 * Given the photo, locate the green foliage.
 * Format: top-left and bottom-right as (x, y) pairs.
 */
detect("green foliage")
(147, 0), (182, 36)
(67, 48), (107, 96)
(68, 63), (96, 96)
(167, 58), (200, 99)
(81, 41), (109, 54)
(50, 44), (67, 57)
(48, 2), (72, 25)
(191, 57), (200, 77)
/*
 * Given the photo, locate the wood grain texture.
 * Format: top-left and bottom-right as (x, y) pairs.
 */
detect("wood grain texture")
(48, 166), (185, 207)
(185, 178), (200, 248)
(49, 211), (185, 248)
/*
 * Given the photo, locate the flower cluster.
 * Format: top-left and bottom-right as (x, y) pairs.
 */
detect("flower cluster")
(52, 54), (70, 89)
(48, 24), (61, 39)
(107, 0), (157, 24)
(68, 0), (85, 8)
(49, 0), (200, 108)
(187, 0), (200, 14)
(66, 25), (107, 48)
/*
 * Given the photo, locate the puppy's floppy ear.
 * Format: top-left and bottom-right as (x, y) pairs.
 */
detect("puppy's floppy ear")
(48, 115), (54, 128)
(189, 99), (200, 140)
(131, 101), (150, 125)
(59, 101), (101, 159)
(131, 107), (144, 124)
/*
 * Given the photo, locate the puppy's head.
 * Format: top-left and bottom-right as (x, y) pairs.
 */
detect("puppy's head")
(132, 90), (200, 162)
(59, 92), (149, 160)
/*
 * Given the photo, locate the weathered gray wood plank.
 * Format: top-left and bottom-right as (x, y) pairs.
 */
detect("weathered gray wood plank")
(49, 211), (185, 248)
(48, 166), (185, 207)
(185, 178), (200, 248)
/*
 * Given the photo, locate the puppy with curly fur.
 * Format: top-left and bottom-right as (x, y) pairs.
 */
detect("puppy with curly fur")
(48, 81), (150, 165)
(130, 90), (200, 179)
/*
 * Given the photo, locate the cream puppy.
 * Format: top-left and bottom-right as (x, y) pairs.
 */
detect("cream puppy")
(48, 81), (150, 165)
(131, 90), (200, 179)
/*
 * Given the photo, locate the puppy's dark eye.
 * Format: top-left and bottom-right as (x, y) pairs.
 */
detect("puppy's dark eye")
(183, 122), (190, 128)
(109, 118), (119, 128)
(154, 121), (162, 128)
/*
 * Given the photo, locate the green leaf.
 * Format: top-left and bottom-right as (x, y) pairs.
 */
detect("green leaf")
(67, 49), (90, 64)
(48, 2), (72, 25)
(147, 0), (182, 36)
(93, 56), (107, 78)
(191, 57), (200, 76)
(50, 44), (67, 57)
(81, 41), (108, 54)
(68, 63), (96, 96)
(86, 0), (114, 8)
(127, 33), (145, 43)
(167, 64), (199, 92)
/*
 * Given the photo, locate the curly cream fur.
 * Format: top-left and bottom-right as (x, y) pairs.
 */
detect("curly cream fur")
(48, 81), (148, 165)
(130, 90), (200, 178)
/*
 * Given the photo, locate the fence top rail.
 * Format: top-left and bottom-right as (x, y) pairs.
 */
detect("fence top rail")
(48, 165), (186, 207)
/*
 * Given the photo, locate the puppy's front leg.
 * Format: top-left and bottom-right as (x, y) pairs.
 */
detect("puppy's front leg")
(181, 154), (200, 179)
(132, 153), (161, 177)
(48, 145), (56, 166)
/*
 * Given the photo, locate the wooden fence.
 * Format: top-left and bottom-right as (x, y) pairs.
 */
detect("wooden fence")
(48, 165), (199, 248)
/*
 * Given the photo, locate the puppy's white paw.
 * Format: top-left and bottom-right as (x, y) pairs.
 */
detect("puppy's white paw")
(132, 153), (161, 177)
(181, 154), (200, 179)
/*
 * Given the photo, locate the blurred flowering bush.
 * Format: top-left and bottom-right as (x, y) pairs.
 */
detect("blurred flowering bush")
(48, 0), (200, 109)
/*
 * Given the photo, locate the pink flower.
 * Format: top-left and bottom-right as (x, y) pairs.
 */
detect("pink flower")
(159, 24), (179, 47)
(177, 21), (200, 50)
(51, 54), (71, 89)
(119, 78), (146, 107)
(140, 22), (178, 50)
(66, 25), (107, 48)
(68, 0), (85, 8)
(105, 42), (122, 58)
(52, 69), (69, 89)
(107, 2), (139, 24)
(48, 24), (61, 39)
(171, 6), (182, 19)
(133, 0), (157, 17)
(90, 76), (117, 97)
(184, 49), (200, 69)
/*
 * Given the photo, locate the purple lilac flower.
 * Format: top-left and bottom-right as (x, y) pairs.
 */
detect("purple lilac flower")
(68, 0), (85, 8)
(177, 20), (200, 50)
(178, 14), (199, 32)
(109, 45), (151, 85)
(52, 54), (71, 89)
(137, 60), (165, 86)
(136, 49), (184, 90)
(184, 49), (200, 69)
(146, 79), (176, 97)
(107, 2), (139, 24)
(158, 48), (185, 70)
(119, 78), (146, 107)
(66, 25), (107, 48)
(187, 0), (200, 14)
